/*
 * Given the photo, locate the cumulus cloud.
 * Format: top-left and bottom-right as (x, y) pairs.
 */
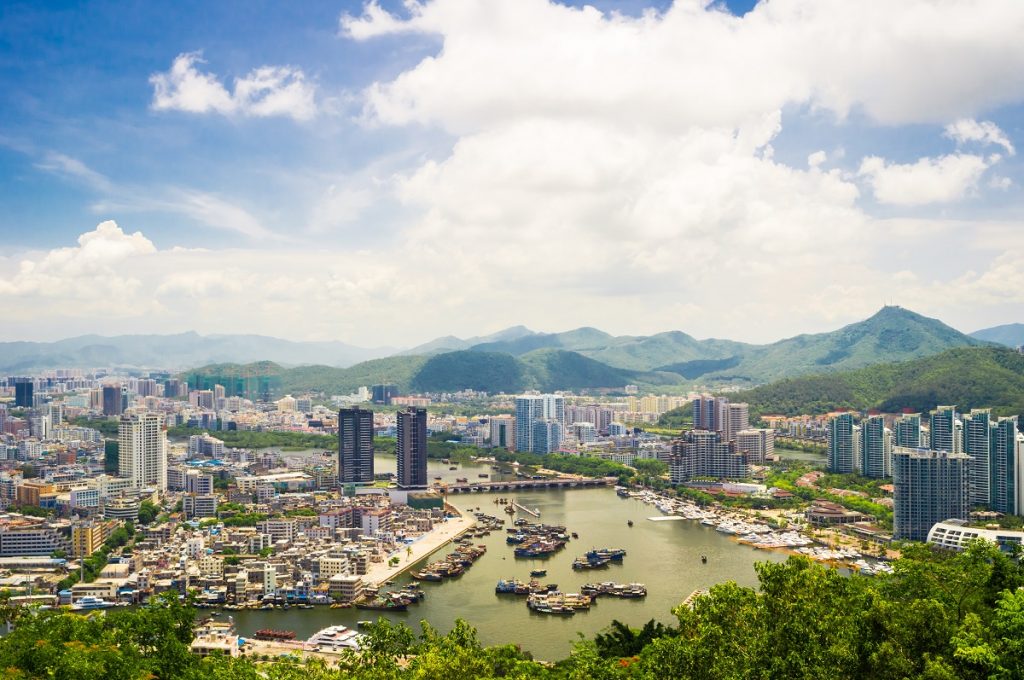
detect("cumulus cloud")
(150, 52), (317, 121)
(343, 0), (1024, 130)
(944, 119), (1016, 156)
(858, 154), (992, 206)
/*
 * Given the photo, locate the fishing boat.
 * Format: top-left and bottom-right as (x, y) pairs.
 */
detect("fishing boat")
(627, 520), (634, 527)
(530, 569), (547, 577)
(254, 629), (296, 641)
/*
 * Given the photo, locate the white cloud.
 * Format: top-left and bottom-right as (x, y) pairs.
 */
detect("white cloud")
(945, 118), (1016, 156)
(34, 152), (113, 192)
(343, 0), (1024, 130)
(858, 153), (992, 205)
(150, 52), (317, 121)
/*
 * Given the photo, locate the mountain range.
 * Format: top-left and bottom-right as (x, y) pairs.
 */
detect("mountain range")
(0, 332), (396, 372)
(2, 307), (1017, 392)
(180, 306), (1008, 394)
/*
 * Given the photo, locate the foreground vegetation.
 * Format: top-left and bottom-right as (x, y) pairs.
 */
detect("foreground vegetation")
(3, 542), (1022, 678)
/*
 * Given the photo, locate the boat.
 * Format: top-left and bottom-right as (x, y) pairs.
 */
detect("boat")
(434, 476), (443, 480)
(356, 599), (409, 612)
(571, 532), (579, 539)
(456, 477), (469, 483)
(585, 548), (626, 562)
(254, 629), (296, 641)
(701, 555), (708, 564)
(479, 473), (489, 478)
(573, 556), (610, 570)
(530, 569), (547, 577)
(449, 466), (458, 470)
(308, 625), (363, 651)
(71, 596), (115, 611)
(627, 520), (634, 527)
(356, 620), (373, 628)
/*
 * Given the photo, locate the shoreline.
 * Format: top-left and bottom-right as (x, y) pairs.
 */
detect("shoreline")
(362, 505), (477, 587)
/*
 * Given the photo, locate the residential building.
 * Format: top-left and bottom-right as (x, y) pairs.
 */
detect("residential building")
(990, 416), (1023, 515)
(962, 409), (992, 506)
(827, 413), (857, 474)
(119, 413), (167, 490)
(859, 415), (890, 479)
(338, 408), (374, 484)
(735, 428), (774, 464)
(892, 446), (970, 541)
(531, 420), (563, 454)
(396, 408), (428, 489)
(14, 379), (34, 408)
(929, 405), (960, 454)
(894, 413), (922, 448)
(669, 430), (751, 482)
(489, 416), (514, 450)
(514, 396), (543, 453)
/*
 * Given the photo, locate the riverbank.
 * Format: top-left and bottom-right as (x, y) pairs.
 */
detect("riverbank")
(362, 508), (477, 587)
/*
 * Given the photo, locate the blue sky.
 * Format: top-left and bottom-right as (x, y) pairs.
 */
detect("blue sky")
(1, 0), (1023, 345)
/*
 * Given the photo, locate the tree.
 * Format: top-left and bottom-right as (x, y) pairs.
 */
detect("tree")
(137, 500), (159, 525)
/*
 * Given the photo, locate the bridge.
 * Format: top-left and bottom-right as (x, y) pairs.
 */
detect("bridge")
(438, 477), (616, 494)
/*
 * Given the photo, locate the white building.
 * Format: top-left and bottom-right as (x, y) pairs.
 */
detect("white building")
(118, 413), (168, 491)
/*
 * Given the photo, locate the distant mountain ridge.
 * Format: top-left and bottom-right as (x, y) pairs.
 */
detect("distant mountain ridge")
(0, 332), (395, 372)
(972, 323), (1024, 348)
(408, 306), (987, 384)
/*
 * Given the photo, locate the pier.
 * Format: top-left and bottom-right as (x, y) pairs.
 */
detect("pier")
(441, 476), (615, 494)
(512, 502), (540, 517)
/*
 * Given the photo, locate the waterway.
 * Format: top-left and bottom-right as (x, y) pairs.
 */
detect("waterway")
(227, 455), (788, 660)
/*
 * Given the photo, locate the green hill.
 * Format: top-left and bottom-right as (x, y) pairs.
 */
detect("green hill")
(972, 323), (1024, 347)
(734, 346), (1024, 420)
(519, 348), (635, 391)
(411, 351), (526, 392)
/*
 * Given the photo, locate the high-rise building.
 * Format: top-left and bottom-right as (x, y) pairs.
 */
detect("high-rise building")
(489, 416), (514, 450)
(859, 415), (890, 479)
(338, 408), (374, 485)
(396, 408), (427, 489)
(14, 379), (33, 408)
(531, 420), (563, 453)
(963, 409), (992, 506)
(541, 394), (566, 431)
(669, 430), (751, 482)
(515, 396), (543, 453)
(827, 413), (857, 474)
(929, 405), (960, 454)
(692, 395), (747, 441)
(371, 384), (398, 405)
(735, 428), (774, 464)
(894, 413), (922, 448)
(990, 417), (1022, 515)
(118, 412), (168, 490)
(892, 446), (970, 541)
(102, 385), (124, 416)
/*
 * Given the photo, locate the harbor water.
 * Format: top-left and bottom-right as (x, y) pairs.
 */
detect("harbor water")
(227, 455), (788, 660)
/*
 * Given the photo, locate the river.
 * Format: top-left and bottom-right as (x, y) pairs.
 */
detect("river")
(229, 454), (788, 660)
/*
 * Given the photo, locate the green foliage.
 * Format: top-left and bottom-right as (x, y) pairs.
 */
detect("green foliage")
(412, 351), (526, 392)
(736, 346), (1024, 420)
(656, 405), (693, 429)
(5, 543), (1024, 679)
(137, 499), (160, 525)
(104, 440), (119, 473)
(168, 426), (337, 451)
(494, 450), (632, 482)
(7, 504), (52, 518)
(68, 416), (120, 438)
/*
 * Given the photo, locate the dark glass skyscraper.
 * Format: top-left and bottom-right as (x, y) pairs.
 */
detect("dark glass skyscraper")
(338, 408), (374, 484)
(14, 379), (33, 408)
(102, 385), (124, 416)
(396, 407), (428, 489)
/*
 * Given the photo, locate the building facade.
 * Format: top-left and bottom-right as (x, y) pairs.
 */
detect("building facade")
(396, 407), (428, 489)
(338, 408), (374, 484)
(118, 412), (168, 490)
(892, 446), (970, 542)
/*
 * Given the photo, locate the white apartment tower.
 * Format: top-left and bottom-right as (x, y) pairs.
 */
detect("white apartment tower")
(119, 412), (168, 491)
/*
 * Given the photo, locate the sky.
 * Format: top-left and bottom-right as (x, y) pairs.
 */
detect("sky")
(2, 0), (1023, 348)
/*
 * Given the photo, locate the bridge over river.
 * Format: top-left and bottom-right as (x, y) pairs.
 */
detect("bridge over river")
(437, 476), (617, 494)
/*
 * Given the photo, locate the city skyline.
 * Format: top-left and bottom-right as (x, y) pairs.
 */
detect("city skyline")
(2, 1), (1024, 346)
